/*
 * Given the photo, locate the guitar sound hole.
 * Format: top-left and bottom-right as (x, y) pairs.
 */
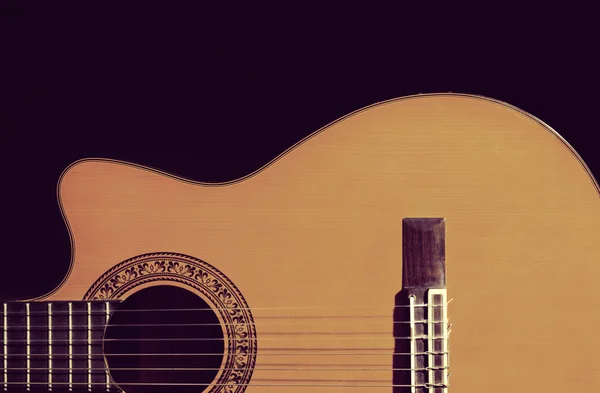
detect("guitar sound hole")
(104, 285), (225, 393)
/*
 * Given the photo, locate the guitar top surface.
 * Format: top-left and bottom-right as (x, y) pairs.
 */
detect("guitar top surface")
(5, 93), (599, 392)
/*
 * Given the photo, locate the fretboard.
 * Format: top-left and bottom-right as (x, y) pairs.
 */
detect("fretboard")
(1, 301), (120, 392)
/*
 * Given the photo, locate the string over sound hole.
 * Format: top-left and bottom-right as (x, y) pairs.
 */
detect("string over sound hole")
(104, 285), (225, 393)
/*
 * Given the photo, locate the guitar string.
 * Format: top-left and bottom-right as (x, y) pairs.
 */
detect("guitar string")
(0, 365), (452, 376)
(3, 351), (448, 356)
(0, 381), (447, 388)
(0, 302), (452, 315)
(3, 334), (449, 343)
(0, 314), (449, 322)
(4, 366), (448, 371)
(0, 315), (434, 320)
(0, 364), (450, 372)
(7, 320), (447, 329)
(0, 325), (451, 347)
(3, 354), (451, 377)
(1, 306), (450, 374)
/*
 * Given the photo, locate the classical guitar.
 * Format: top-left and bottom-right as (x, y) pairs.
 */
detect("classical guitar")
(1, 93), (598, 393)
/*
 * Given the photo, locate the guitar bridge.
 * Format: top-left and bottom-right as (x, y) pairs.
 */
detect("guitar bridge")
(394, 218), (450, 393)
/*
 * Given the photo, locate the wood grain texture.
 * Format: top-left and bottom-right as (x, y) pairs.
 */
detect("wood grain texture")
(28, 94), (600, 392)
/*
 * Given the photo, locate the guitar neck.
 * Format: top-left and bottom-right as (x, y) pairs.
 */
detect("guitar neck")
(1, 300), (120, 391)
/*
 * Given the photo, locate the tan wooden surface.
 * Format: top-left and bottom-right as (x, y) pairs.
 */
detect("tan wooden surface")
(43, 94), (599, 392)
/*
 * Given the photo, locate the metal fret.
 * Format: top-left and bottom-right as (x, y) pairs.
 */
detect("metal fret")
(5, 303), (27, 389)
(105, 302), (110, 392)
(25, 303), (30, 391)
(87, 302), (92, 392)
(3, 303), (6, 391)
(0, 300), (121, 392)
(68, 302), (73, 391)
(48, 303), (53, 391)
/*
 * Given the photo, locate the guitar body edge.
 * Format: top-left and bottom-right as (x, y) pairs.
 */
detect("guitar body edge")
(38, 94), (600, 392)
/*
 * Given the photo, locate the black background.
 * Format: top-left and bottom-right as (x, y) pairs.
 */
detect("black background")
(1, 6), (598, 301)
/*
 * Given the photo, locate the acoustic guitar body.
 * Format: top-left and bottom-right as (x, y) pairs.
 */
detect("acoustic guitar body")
(12, 94), (600, 392)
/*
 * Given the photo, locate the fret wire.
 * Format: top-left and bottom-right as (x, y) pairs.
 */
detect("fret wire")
(87, 302), (91, 392)
(48, 303), (52, 392)
(105, 302), (110, 392)
(3, 303), (7, 391)
(26, 303), (30, 391)
(68, 302), (73, 392)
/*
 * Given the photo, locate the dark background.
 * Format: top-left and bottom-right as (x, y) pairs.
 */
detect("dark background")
(1, 7), (598, 301)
